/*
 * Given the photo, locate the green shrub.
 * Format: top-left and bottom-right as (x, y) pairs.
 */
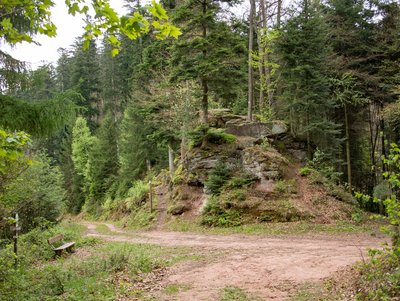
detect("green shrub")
(201, 197), (242, 227)
(172, 164), (185, 185)
(326, 183), (357, 205)
(188, 125), (236, 149)
(273, 179), (297, 195)
(351, 211), (363, 224)
(355, 249), (400, 300)
(126, 180), (149, 209)
(204, 162), (231, 195)
(300, 166), (313, 177)
(106, 251), (131, 273)
(227, 174), (258, 188)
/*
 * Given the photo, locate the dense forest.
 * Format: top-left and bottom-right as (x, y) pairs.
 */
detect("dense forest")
(1, 0), (400, 299)
(2, 0), (400, 223)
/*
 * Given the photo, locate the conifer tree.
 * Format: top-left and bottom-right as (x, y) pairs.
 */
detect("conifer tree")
(169, 0), (246, 123)
(279, 0), (340, 160)
(70, 38), (102, 129)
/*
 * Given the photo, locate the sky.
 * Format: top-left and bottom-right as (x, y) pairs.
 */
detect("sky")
(3, 0), (128, 69)
(3, 0), (250, 70)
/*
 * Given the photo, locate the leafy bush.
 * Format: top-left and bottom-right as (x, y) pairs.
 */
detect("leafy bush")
(355, 249), (400, 300)
(201, 197), (242, 227)
(273, 179), (297, 195)
(204, 161), (231, 195)
(227, 174), (258, 189)
(300, 166), (313, 177)
(188, 125), (236, 149)
(1, 151), (66, 235)
(308, 148), (343, 182)
(326, 183), (356, 205)
(126, 180), (149, 209)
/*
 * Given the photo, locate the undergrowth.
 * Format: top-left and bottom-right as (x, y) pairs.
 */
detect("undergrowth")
(188, 125), (236, 149)
(354, 248), (400, 300)
(0, 221), (174, 301)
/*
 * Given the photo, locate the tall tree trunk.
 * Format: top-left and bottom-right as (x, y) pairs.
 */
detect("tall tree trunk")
(344, 104), (352, 192)
(258, 0), (266, 110)
(247, 0), (256, 121)
(257, 26), (265, 110)
(380, 102), (386, 171)
(201, 78), (208, 124)
(201, 0), (208, 124)
(277, 0), (282, 28)
(168, 144), (175, 179)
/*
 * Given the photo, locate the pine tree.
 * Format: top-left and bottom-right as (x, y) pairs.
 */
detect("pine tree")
(279, 0), (341, 160)
(169, 0), (246, 123)
(70, 38), (102, 129)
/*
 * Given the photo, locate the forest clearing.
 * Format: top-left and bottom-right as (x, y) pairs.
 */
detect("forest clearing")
(1, 0), (400, 300)
(84, 222), (385, 300)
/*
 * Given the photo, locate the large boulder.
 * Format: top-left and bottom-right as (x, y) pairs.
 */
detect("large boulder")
(207, 109), (245, 128)
(225, 119), (288, 139)
(185, 144), (242, 184)
(242, 146), (289, 181)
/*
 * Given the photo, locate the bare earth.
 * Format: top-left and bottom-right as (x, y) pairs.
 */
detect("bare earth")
(85, 223), (384, 300)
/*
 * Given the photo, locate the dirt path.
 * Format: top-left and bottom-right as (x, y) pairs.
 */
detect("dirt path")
(155, 186), (168, 230)
(84, 223), (385, 300)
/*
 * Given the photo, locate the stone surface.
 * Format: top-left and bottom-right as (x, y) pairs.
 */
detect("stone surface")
(242, 146), (289, 181)
(225, 119), (288, 139)
(208, 109), (245, 128)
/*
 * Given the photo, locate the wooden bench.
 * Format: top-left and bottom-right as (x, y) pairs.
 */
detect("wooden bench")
(48, 234), (75, 256)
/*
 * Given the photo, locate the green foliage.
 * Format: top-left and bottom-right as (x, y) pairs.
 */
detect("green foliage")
(0, 93), (79, 137)
(1, 151), (66, 235)
(356, 143), (400, 246)
(0, 222), (169, 301)
(172, 164), (185, 185)
(273, 179), (297, 195)
(0, 0), (56, 45)
(204, 161), (231, 195)
(220, 286), (262, 301)
(0, 0), (179, 50)
(0, 129), (31, 192)
(278, 0), (342, 159)
(227, 174), (258, 189)
(201, 196), (242, 227)
(169, 1), (247, 117)
(351, 209), (363, 224)
(126, 180), (149, 210)
(355, 249), (400, 300)
(308, 148), (343, 183)
(188, 125), (236, 149)
(71, 117), (95, 180)
(300, 167), (313, 177)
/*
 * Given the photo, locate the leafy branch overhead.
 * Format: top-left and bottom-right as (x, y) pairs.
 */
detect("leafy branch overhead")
(0, 0), (181, 55)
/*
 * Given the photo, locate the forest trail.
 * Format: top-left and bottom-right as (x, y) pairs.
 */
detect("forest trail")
(155, 185), (168, 230)
(84, 222), (385, 300)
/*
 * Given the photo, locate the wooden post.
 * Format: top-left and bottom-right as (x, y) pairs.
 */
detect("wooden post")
(149, 180), (153, 213)
(12, 213), (20, 267)
(147, 160), (153, 213)
(168, 144), (175, 180)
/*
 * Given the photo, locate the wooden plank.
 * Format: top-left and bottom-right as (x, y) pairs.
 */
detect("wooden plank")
(53, 242), (75, 251)
(48, 234), (64, 245)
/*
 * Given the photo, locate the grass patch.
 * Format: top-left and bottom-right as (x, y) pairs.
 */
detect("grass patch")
(220, 286), (262, 301)
(188, 125), (236, 149)
(167, 219), (380, 236)
(291, 282), (323, 301)
(0, 221), (201, 301)
(164, 283), (191, 295)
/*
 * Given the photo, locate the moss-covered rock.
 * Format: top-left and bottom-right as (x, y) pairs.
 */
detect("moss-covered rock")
(168, 203), (189, 215)
(225, 119), (288, 138)
(242, 146), (289, 181)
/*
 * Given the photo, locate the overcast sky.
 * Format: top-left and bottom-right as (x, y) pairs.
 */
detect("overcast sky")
(3, 0), (127, 69)
(3, 0), (250, 70)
